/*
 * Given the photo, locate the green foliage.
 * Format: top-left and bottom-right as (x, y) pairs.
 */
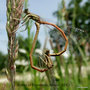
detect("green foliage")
(0, 52), (7, 71)
(67, 0), (90, 41)
(0, 0), (90, 90)
(49, 0), (90, 89)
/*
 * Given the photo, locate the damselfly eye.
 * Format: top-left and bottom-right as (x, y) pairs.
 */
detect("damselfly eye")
(24, 9), (28, 13)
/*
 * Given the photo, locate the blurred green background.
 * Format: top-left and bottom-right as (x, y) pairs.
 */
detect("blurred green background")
(0, 0), (90, 90)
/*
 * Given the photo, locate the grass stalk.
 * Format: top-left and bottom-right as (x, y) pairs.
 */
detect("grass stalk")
(6, 0), (24, 89)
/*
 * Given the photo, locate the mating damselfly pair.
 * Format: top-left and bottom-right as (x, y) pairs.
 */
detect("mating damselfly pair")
(16, 9), (87, 72)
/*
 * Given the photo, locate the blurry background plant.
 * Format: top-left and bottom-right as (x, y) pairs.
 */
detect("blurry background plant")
(0, 0), (90, 90)
(0, 52), (7, 71)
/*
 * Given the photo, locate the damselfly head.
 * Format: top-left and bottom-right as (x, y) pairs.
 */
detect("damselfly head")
(24, 9), (29, 14)
(44, 50), (50, 56)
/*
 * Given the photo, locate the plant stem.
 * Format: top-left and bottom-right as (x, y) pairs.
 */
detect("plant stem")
(46, 68), (57, 90)
(43, 38), (57, 90)
(6, 0), (24, 89)
(8, 33), (16, 90)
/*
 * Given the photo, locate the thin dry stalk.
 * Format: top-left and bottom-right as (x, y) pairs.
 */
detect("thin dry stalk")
(6, 0), (24, 89)
(45, 51), (57, 90)
(46, 68), (57, 90)
(43, 38), (57, 90)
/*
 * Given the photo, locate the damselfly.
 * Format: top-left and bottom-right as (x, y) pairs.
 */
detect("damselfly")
(19, 9), (68, 72)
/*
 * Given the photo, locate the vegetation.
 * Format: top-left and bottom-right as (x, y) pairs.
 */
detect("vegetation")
(0, 0), (90, 90)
